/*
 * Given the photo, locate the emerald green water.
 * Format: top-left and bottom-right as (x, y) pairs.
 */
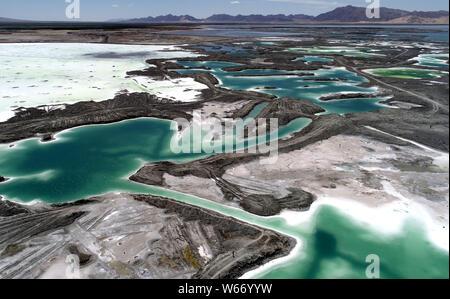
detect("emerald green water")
(251, 206), (449, 279)
(0, 119), (448, 279)
(0, 117), (309, 203)
(0, 119), (173, 202)
(244, 102), (269, 121)
(173, 61), (388, 114)
(365, 67), (448, 80)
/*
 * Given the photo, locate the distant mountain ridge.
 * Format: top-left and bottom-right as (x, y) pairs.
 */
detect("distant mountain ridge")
(314, 6), (449, 22)
(0, 17), (29, 23)
(119, 5), (449, 24)
(1, 6), (448, 24)
(205, 14), (314, 23)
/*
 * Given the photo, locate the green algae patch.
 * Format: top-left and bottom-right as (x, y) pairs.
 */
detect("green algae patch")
(364, 67), (448, 79)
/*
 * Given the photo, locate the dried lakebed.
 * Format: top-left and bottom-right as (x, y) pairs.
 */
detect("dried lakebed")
(0, 43), (201, 121)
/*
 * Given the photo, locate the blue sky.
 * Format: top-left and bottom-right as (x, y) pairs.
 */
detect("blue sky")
(1, 0), (449, 21)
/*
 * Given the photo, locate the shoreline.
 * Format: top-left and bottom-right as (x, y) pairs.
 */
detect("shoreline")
(3, 172), (447, 279)
(2, 124), (446, 276)
(242, 194), (449, 279)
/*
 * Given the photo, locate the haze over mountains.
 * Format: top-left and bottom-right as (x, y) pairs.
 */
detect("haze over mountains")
(0, 17), (26, 23)
(1, 6), (448, 24)
(118, 6), (449, 24)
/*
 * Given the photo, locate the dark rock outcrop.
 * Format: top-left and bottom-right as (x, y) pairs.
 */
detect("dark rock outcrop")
(256, 98), (325, 126)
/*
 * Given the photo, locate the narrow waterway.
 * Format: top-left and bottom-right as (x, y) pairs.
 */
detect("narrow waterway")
(172, 61), (389, 114)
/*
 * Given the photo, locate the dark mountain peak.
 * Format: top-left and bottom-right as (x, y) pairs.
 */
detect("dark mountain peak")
(0, 17), (29, 23)
(410, 10), (449, 18)
(315, 6), (411, 22)
(124, 14), (200, 23)
(114, 6), (449, 24)
(206, 13), (313, 22)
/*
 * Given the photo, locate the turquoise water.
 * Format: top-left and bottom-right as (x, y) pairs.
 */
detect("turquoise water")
(244, 102), (269, 122)
(0, 116), (310, 203)
(0, 119), (448, 279)
(0, 119), (174, 203)
(415, 54), (449, 69)
(252, 206), (449, 279)
(173, 61), (387, 114)
(294, 56), (333, 64)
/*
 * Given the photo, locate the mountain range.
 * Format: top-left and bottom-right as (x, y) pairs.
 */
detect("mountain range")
(1, 6), (448, 24)
(118, 6), (449, 24)
(0, 17), (27, 23)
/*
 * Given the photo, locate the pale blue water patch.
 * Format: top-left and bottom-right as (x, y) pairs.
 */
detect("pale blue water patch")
(414, 54), (449, 69)
(173, 61), (387, 114)
(294, 56), (333, 64)
(244, 102), (269, 123)
(232, 118), (311, 155)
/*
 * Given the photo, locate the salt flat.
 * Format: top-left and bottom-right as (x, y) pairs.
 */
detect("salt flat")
(0, 43), (200, 121)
